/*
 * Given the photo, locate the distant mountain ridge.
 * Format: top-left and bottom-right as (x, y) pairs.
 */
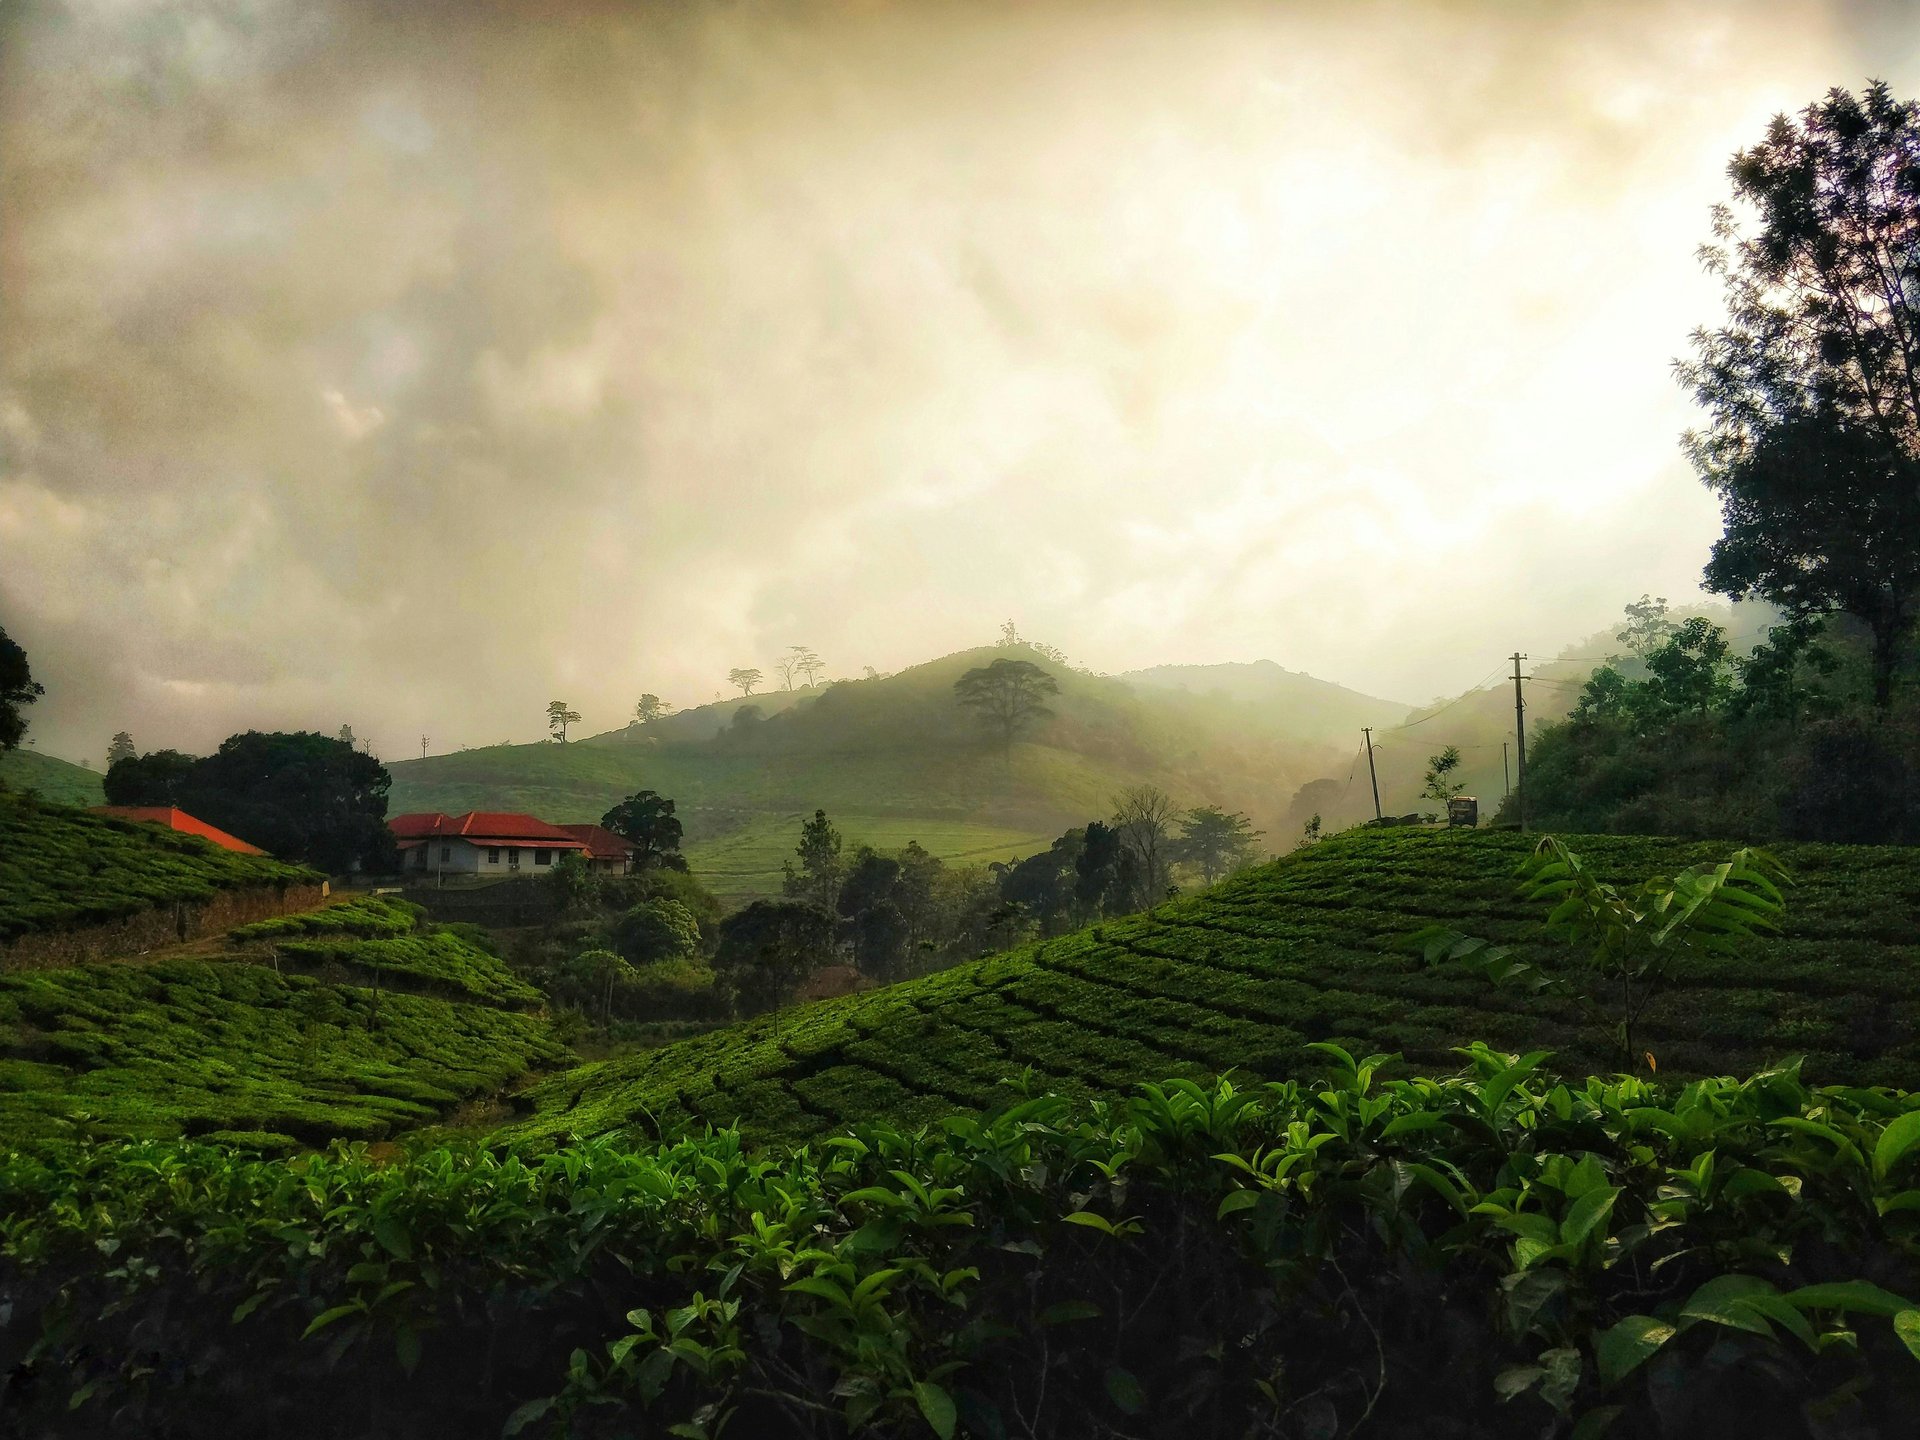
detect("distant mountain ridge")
(1117, 660), (1414, 749)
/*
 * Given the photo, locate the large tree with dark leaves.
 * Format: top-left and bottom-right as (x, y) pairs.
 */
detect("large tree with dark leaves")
(1679, 83), (1920, 709)
(600, 790), (686, 871)
(0, 625), (44, 752)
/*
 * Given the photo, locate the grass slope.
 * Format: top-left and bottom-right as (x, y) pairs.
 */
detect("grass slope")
(516, 828), (1920, 1145)
(386, 646), (1391, 901)
(0, 793), (317, 943)
(0, 750), (104, 806)
(684, 812), (1054, 905)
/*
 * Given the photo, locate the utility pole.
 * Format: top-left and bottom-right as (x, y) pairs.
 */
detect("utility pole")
(420, 734), (429, 761)
(1361, 727), (1383, 821)
(1502, 741), (1511, 798)
(1510, 654), (1528, 833)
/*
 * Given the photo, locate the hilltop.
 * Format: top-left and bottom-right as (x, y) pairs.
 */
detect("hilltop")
(0, 749), (103, 807)
(514, 825), (1920, 1145)
(387, 645), (1410, 901)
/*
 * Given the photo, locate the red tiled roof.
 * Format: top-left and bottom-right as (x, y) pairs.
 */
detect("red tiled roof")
(388, 811), (588, 847)
(556, 823), (634, 862)
(91, 806), (268, 856)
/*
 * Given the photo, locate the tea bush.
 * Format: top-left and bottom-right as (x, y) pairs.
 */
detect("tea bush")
(7, 1050), (1920, 1438)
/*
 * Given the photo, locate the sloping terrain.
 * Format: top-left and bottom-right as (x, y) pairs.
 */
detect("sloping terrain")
(0, 897), (565, 1146)
(387, 645), (1397, 900)
(0, 792), (317, 943)
(0, 749), (104, 806)
(516, 828), (1920, 1145)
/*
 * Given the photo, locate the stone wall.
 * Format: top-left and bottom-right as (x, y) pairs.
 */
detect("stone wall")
(0, 881), (330, 971)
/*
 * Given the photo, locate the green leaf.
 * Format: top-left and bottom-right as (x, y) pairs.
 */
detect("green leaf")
(1594, 1315), (1675, 1386)
(394, 1326), (422, 1376)
(1105, 1366), (1145, 1415)
(1571, 1405), (1624, 1440)
(1061, 1211), (1117, 1235)
(1680, 1275), (1776, 1335)
(1783, 1280), (1917, 1318)
(1560, 1187), (1620, 1248)
(1893, 1310), (1920, 1362)
(501, 1397), (555, 1437)
(1216, 1190), (1260, 1219)
(1876, 1111), (1920, 1182)
(913, 1379), (957, 1439)
(301, 1303), (363, 1340)
(372, 1214), (413, 1262)
(1494, 1365), (1543, 1400)
(1040, 1300), (1102, 1326)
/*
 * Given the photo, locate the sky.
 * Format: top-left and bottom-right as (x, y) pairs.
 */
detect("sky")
(5, 0), (1920, 764)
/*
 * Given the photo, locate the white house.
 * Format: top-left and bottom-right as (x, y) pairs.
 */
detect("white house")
(389, 811), (591, 877)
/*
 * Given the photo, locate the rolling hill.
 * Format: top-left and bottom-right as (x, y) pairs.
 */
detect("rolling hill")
(387, 644), (1412, 901)
(513, 826), (1920, 1145)
(0, 748), (104, 806)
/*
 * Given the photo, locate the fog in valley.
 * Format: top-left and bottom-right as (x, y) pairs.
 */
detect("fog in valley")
(5, 0), (1919, 759)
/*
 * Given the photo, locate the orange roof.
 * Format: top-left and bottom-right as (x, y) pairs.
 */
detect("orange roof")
(556, 823), (634, 862)
(389, 811), (588, 848)
(91, 806), (268, 856)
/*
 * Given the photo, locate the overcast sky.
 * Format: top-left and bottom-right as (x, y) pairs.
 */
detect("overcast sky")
(4, 0), (1919, 764)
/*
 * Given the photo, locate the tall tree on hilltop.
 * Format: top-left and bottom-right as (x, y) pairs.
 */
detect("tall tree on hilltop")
(727, 667), (763, 696)
(600, 790), (687, 871)
(1679, 83), (1920, 709)
(0, 625), (44, 753)
(106, 731), (137, 767)
(547, 700), (581, 743)
(953, 658), (1059, 760)
(633, 694), (670, 726)
(1614, 595), (1675, 663)
(777, 646), (820, 690)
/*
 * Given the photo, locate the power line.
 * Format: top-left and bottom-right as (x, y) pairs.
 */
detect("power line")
(1386, 666), (1505, 731)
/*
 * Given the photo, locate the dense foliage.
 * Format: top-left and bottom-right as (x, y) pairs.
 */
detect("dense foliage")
(9, 1054), (1920, 1437)
(516, 829), (1920, 1146)
(0, 960), (564, 1147)
(0, 793), (318, 943)
(105, 730), (399, 872)
(0, 622), (44, 753)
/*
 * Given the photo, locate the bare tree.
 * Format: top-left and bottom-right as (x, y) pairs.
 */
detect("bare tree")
(728, 667), (763, 696)
(777, 646), (819, 690)
(1112, 784), (1179, 902)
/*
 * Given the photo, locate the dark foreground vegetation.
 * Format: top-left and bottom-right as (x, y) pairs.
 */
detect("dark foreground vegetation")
(9, 1053), (1920, 1439)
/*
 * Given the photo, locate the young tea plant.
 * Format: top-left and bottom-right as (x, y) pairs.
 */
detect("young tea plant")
(1411, 836), (1790, 1072)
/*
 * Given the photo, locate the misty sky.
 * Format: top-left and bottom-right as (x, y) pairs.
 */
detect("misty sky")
(5, 0), (1920, 764)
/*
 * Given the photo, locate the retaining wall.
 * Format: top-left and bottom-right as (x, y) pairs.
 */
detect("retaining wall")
(0, 881), (330, 971)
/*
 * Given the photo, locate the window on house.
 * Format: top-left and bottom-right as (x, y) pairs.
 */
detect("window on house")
(508, 849), (520, 867)
(534, 850), (552, 866)
(487, 847), (500, 863)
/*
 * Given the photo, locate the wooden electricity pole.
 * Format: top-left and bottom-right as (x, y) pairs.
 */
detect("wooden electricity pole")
(1510, 654), (1528, 833)
(1502, 741), (1511, 798)
(1361, 727), (1383, 821)
(420, 734), (429, 761)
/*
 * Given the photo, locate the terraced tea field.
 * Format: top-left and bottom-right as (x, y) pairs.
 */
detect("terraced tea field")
(518, 828), (1920, 1144)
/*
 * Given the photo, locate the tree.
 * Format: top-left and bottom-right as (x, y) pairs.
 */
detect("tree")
(0, 625), (44, 752)
(714, 899), (835, 1015)
(568, 948), (634, 1031)
(600, 790), (686, 871)
(998, 619), (1020, 647)
(728, 667), (763, 696)
(547, 701), (581, 743)
(633, 694), (670, 726)
(1419, 746), (1468, 811)
(1173, 807), (1262, 886)
(1416, 836), (1789, 1070)
(1112, 785), (1178, 902)
(997, 829), (1086, 935)
(545, 851), (596, 916)
(782, 809), (844, 912)
(336, 724), (357, 749)
(778, 646), (820, 690)
(612, 899), (701, 967)
(953, 658), (1059, 759)
(1679, 83), (1920, 709)
(1614, 595), (1674, 662)
(1075, 820), (1143, 919)
(104, 749), (196, 805)
(118, 732), (397, 872)
(106, 731), (137, 767)
(798, 651), (826, 687)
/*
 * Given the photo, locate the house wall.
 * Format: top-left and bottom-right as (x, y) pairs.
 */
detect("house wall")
(409, 839), (580, 876)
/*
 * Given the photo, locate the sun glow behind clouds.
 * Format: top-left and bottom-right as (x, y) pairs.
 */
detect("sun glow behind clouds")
(2, 0), (1916, 758)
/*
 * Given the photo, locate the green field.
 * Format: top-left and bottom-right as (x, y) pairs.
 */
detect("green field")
(0, 792), (318, 943)
(684, 811), (1055, 904)
(517, 828), (1920, 1145)
(0, 749), (104, 806)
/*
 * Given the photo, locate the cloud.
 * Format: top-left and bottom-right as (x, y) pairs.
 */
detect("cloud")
(1, 0), (1914, 762)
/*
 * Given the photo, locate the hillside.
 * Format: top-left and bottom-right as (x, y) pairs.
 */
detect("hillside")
(515, 827), (1920, 1145)
(0, 749), (104, 806)
(387, 645), (1400, 901)
(0, 792), (317, 944)
(1119, 659), (1413, 748)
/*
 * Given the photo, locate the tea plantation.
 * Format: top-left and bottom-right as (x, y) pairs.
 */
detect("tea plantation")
(0, 791), (317, 942)
(518, 828), (1920, 1145)
(0, 896), (565, 1147)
